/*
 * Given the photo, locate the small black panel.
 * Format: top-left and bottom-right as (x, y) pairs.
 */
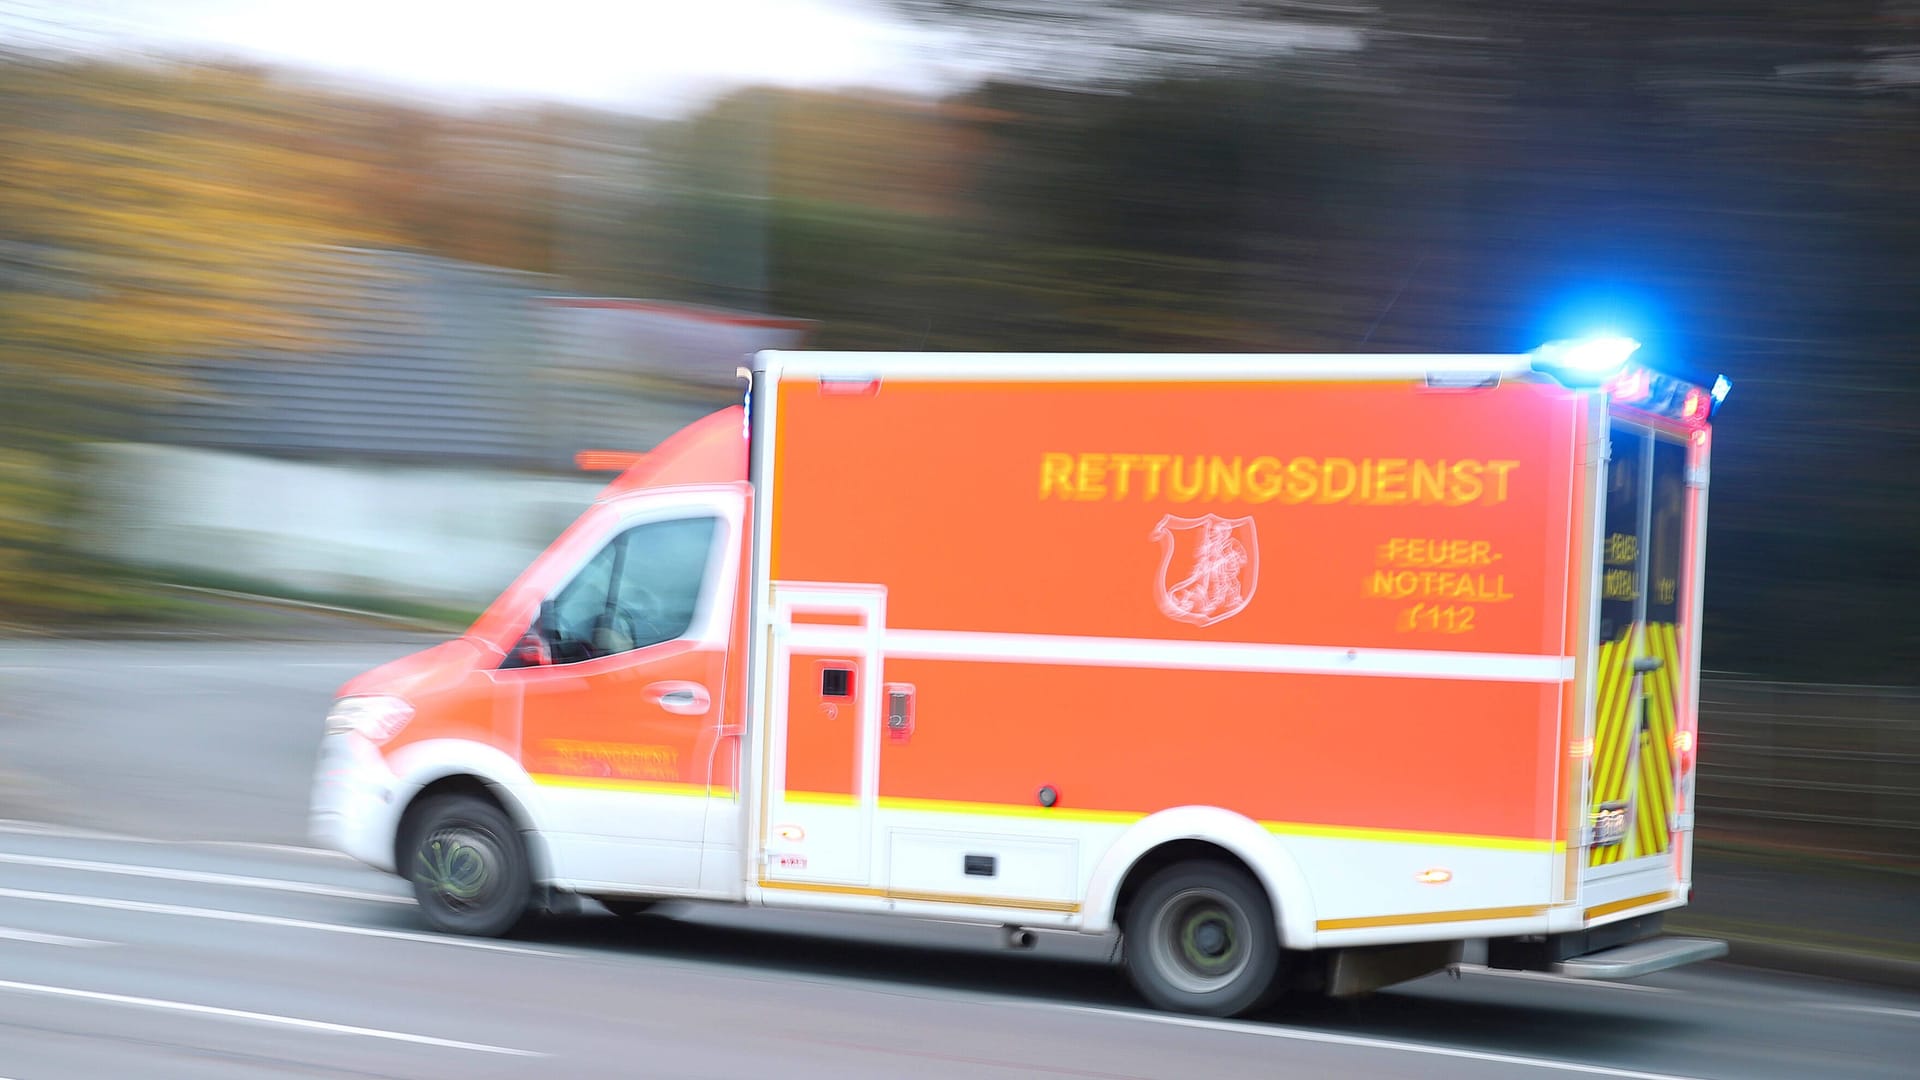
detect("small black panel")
(821, 667), (851, 698)
(964, 854), (997, 877)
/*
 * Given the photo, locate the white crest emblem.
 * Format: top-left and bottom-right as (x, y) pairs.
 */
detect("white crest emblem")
(1151, 514), (1259, 627)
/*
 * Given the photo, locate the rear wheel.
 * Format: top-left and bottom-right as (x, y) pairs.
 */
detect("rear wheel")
(1122, 861), (1283, 1017)
(404, 794), (532, 938)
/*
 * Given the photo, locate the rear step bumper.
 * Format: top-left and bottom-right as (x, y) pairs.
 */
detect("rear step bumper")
(1486, 912), (1728, 981)
(1554, 936), (1729, 980)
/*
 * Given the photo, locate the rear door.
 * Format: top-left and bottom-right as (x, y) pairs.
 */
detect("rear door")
(1582, 419), (1699, 899)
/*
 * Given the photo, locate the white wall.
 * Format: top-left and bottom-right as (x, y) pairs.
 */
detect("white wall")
(83, 443), (607, 608)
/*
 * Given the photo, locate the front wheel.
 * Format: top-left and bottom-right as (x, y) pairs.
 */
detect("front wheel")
(1121, 861), (1284, 1017)
(404, 794), (532, 938)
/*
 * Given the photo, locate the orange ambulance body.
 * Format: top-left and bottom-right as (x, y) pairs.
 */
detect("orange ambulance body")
(310, 348), (1727, 1016)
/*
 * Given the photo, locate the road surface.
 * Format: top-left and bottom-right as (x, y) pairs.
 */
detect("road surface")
(0, 639), (1914, 1078)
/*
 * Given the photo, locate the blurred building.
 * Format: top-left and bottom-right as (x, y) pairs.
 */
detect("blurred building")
(155, 246), (808, 471)
(86, 246), (810, 608)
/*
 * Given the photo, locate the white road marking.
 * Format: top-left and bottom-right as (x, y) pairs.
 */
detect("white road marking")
(193, 841), (355, 861)
(0, 852), (412, 904)
(0, 925), (109, 948)
(0, 820), (353, 860)
(0, 820), (197, 843)
(1048, 1004), (1708, 1080)
(0, 978), (542, 1056)
(0, 886), (560, 957)
(1460, 965), (1677, 994)
(1816, 1003), (1920, 1022)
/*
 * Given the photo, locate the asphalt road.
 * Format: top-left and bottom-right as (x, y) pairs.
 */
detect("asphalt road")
(1, 638), (1915, 1078)
(0, 639), (415, 843)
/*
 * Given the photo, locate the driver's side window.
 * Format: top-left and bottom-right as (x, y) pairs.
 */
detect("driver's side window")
(527, 514), (720, 665)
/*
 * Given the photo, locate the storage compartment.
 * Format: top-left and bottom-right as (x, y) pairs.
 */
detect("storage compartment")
(886, 829), (1078, 904)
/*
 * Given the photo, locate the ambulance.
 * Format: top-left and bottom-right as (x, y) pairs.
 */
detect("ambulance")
(309, 342), (1732, 1017)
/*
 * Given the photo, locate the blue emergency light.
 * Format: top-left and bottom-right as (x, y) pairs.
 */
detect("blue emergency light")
(1529, 336), (1641, 385)
(1529, 334), (1726, 427)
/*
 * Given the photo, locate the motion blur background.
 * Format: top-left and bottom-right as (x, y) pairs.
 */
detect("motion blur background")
(0, 1), (1914, 867)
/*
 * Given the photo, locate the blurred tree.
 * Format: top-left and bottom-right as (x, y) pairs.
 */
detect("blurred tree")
(866, 0), (1920, 679)
(879, 0), (1370, 85)
(0, 56), (397, 621)
(1, 3), (1915, 675)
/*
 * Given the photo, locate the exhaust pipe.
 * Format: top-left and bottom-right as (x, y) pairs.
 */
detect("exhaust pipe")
(1003, 925), (1036, 950)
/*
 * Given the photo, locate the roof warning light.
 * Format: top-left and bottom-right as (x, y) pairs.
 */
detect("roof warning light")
(1530, 336), (1642, 385)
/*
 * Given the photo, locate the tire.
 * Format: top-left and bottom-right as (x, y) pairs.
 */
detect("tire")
(403, 794), (532, 938)
(1121, 861), (1284, 1017)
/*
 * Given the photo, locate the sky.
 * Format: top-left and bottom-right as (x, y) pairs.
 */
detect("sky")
(0, 1), (1371, 117)
(0, 0), (974, 116)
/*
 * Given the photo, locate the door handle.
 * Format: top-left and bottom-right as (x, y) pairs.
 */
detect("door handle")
(885, 683), (915, 741)
(645, 681), (711, 716)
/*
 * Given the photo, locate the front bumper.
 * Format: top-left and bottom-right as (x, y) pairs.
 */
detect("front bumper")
(307, 733), (407, 874)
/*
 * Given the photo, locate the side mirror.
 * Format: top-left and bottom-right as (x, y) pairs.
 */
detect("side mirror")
(509, 629), (552, 668)
(507, 601), (560, 668)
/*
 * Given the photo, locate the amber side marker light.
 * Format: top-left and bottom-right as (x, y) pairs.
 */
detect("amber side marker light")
(576, 450), (648, 472)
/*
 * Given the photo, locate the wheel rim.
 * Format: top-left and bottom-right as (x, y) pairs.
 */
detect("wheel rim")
(415, 822), (503, 914)
(1146, 887), (1252, 995)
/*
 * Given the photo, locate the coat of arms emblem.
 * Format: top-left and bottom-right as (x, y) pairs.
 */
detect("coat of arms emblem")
(1151, 514), (1259, 626)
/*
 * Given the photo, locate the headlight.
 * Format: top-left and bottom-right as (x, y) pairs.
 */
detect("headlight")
(324, 695), (414, 743)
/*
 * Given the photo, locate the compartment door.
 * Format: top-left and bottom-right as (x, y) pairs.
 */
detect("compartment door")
(759, 584), (885, 890)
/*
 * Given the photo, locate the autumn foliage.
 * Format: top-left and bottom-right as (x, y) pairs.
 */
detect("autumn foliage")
(0, 24), (1915, 675)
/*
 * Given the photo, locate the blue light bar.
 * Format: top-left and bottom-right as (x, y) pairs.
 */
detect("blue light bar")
(1529, 336), (1642, 385)
(1711, 374), (1731, 404)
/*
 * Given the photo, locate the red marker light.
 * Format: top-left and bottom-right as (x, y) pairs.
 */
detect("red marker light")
(1605, 369), (1651, 404)
(1682, 388), (1707, 421)
(819, 376), (880, 397)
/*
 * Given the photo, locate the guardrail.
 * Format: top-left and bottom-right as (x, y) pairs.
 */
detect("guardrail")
(1697, 675), (1920, 862)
